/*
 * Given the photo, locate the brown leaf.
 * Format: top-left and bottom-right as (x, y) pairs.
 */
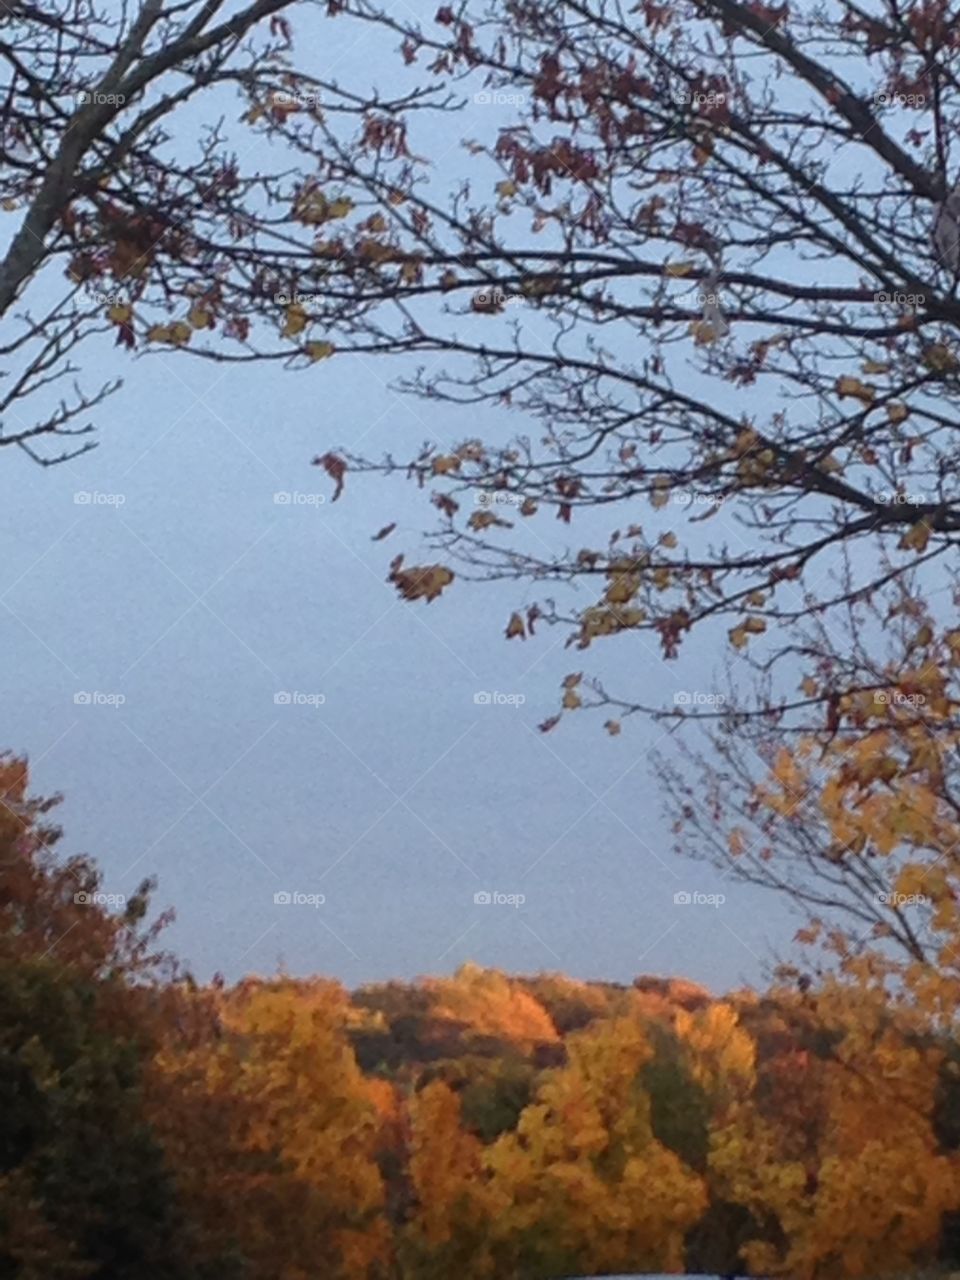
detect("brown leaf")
(388, 562), (454, 603)
(371, 523), (396, 541)
(313, 452), (346, 501)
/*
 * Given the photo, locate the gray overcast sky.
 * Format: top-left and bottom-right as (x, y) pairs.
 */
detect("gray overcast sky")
(1, 0), (800, 993)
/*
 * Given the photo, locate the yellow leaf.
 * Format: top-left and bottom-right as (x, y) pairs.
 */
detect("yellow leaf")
(505, 612), (525, 640)
(187, 304), (213, 330)
(664, 261), (695, 277)
(922, 343), (959, 372)
(660, 531), (678, 549)
(801, 676), (818, 697)
(835, 375), (875, 404)
(729, 626), (748, 650)
(305, 340), (335, 361)
(432, 455), (461, 475)
(886, 402), (909, 424)
(861, 359), (890, 374)
(282, 303), (308, 337)
(495, 179), (518, 198)
(562, 687), (582, 710)
(146, 323), (170, 343)
(899, 520), (931, 554)
(107, 303), (132, 325)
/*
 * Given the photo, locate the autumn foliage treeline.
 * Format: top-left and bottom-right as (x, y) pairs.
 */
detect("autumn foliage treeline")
(2, 756), (959, 1280)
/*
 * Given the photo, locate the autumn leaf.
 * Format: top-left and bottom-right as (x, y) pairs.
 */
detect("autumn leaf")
(389, 562), (454, 603)
(371, 523), (396, 541)
(505, 612), (526, 639)
(187, 304), (213, 330)
(899, 520), (931, 553)
(922, 343), (959, 372)
(432, 455), (461, 475)
(305, 340), (335, 361)
(887, 402), (909, 424)
(835, 375), (876, 404)
(282, 303), (308, 337)
(313, 451), (346, 501)
(604, 719), (621, 736)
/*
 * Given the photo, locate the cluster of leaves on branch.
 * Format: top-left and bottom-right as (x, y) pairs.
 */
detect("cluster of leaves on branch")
(278, 0), (960, 732)
(4, 753), (960, 1280)
(0, 0), (447, 463)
